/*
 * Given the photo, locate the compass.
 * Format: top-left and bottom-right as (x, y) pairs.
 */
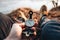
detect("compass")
(25, 19), (35, 27)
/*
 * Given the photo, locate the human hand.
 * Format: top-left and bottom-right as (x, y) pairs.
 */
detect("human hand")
(31, 27), (37, 36)
(4, 23), (24, 40)
(33, 18), (38, 25)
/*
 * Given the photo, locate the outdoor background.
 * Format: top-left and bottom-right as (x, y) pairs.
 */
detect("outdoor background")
(0, 0), (60, 14)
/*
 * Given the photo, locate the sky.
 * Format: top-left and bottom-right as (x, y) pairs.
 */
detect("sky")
(0, 0), (60, 14)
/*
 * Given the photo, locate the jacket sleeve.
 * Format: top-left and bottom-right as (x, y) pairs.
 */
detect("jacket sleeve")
(41, 21), (60, 40)
(0, 13), (13, 40)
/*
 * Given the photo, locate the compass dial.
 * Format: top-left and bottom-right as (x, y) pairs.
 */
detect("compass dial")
(25, 19), (35, 27)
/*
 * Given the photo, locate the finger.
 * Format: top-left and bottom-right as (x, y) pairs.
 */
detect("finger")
(19, 22), (25, 28)
(33, 31), (37, 36)
(31, 27), (36, 30)
(22, 28), (26, 30)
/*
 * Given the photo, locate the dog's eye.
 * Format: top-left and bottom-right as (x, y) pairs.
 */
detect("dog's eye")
(18, 17), (25, 22)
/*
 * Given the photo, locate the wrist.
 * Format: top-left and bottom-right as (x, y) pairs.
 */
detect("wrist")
(4, 36), (20, 40)
(4, 38), (20, 40)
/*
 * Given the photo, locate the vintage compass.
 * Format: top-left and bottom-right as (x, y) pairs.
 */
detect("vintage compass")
(25, 11), (35, 27)
(25, 19), (35, 27)
(23, 11), (35, 37)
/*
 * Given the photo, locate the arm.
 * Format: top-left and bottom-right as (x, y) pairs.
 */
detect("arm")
(41, 21), (60, 40)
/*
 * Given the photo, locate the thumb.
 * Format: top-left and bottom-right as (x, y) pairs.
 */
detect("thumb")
(7, 23), (22, 39)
